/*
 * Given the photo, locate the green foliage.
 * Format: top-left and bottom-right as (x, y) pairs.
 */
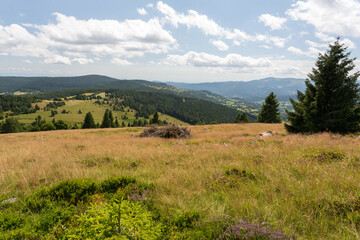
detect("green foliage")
(54, 119), (68, 130)
(151, 111), (160, 124)
(257, 92), (281, 123)
(108, 90), (244, 124)
(64, 199), (162, 239)
(0, 95), (37, 115)
(235, 113), (249, 123)
(0, 117), (23, 133)
(47, 179), (98, 204)
(286, 39), (360, 134)
(101, 109), (112, 128)
(100, 177), (136, 194)
(305, 149), (346, 163)
(173, 211), (200, 230)
(82, 111), (96, 129)
(40, 122), (56, 131)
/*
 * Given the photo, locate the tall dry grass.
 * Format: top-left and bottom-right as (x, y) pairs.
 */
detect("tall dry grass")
(0, 123), (360, 239)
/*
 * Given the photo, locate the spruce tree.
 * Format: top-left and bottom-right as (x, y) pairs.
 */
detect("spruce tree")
(285, 39), (360, 134)
(151, 112), (159, 124)
(82, 112), (96, 129)
(257, 92), (281, 123)
(109, 110), (114, 127)
(101, 109), (111, 128)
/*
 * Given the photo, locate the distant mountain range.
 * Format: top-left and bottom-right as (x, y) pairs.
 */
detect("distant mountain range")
(167, 77), (306, 101)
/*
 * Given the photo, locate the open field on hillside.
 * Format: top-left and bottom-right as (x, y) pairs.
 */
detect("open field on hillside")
(1, 124), (360, 239)
(11, 99), (188, 126)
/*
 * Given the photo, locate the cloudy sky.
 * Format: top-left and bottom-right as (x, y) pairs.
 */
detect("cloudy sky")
(0, 0), (359, 82)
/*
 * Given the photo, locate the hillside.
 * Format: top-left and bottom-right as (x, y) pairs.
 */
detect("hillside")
(1, 124), (359, 239)
(168, 77), (306, 101)
(0, 75), (259, 114)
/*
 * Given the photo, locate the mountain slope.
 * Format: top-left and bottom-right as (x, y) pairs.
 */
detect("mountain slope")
(0, 75), (118, 92)
(168, 77), (306, 101)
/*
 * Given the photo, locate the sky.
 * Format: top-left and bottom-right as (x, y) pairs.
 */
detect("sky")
(0, 0), (359, 82)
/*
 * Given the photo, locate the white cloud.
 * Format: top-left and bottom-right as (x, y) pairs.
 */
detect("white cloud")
(315, 32), (356, 49)
(137, 8), (148, 15)
(286, 0), (360, 37)
(44, 55), (71, 64)
(287, 45), (321, 58)
(210, 40), (229, 51)
(258, 14), (287, 30)
(157, 1), (287, 47)
(163, 51), (313, 78)
(0, 13), (176, 64)
(72, 58), (94, 64)
(147, 3), (154, 8)
(164, 51), (271, 69)
(111, 57), (133, 66)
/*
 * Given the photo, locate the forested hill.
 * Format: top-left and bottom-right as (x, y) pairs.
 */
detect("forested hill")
(107, 90), (255, 124)
(0, 75), (252, 111)
(168, 77), (306, 101)
(0, 75), (117, 92)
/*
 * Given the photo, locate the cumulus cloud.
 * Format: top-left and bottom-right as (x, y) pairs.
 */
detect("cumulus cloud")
(72, 58), (94, 64)
(286, 0), (360, 37)
(210, 40), (229, 51)
(258, 14), (287, 30)
(287, 46), (320, 58)
(137, 8), (148, 15)
(44, 55), (71, 64)
(0, 13), (176, 64)
(111, 57), (133, 66)
(314, 32), (356, 49)
(163, 51), (313, 77)
(156, 1), (287, 47)
(163, 51), (271, 69)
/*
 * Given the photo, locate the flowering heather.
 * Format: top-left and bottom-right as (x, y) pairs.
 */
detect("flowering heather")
(217, 220), (292, 240)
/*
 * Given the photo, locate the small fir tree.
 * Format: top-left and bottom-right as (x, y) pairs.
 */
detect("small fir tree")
(82, 112), (96, 129)
(285, 39), (360, 134)
(235, 113), (249, 123)
(257, 92), (281, 123)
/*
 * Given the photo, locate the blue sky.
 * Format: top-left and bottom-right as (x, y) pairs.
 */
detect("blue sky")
(0, 0), (359, 82)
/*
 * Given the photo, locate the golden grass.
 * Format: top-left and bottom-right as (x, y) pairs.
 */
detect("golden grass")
(1, 123), (360, 239)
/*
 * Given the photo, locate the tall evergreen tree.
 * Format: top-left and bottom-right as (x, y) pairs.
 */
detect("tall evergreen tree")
(109, 110), (115, 127)
(151, 112), (160, 124)
(285, 39), (360, 134)
(257, 92), (281, 123)
(82, 112), (96, 129)
(101, 109), (111, 128)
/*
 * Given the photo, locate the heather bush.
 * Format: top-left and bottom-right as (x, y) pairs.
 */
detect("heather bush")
(217, 220), (292, 240)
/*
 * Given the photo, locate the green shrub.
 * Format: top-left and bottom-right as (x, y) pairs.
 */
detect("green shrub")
(64, 199), (162, 240)
(100, 177), (136, 194)
(47, 179), (98, 204)
(173, 210), (200, 230)
(305, 149), (346, 163)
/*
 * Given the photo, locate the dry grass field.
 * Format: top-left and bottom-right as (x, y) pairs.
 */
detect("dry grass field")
(1, 123), (360, 239)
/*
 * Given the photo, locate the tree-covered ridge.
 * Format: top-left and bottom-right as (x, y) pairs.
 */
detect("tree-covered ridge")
(108, 90), (253, 124)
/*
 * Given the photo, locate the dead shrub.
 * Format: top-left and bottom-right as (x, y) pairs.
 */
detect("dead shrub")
(139, 125), (191, 139)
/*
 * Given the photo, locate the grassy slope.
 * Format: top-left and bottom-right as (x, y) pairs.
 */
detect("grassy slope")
(1, 124), (360, 239)
(11, 99), (188, 126)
